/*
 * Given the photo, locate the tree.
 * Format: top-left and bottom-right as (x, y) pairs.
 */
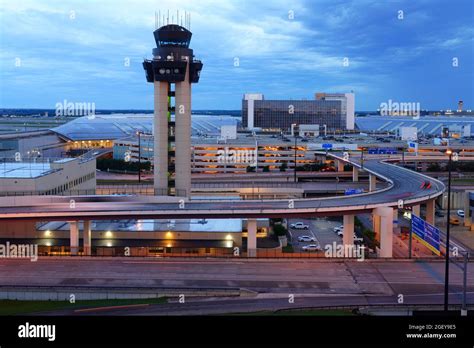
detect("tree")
(280, 162), (287, 172)
(263, 166), (270, 172)
(427, 163), (441, 172)
(273, 224), (287, 237)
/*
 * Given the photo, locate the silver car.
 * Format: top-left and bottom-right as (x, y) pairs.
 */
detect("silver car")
(302, 244), (321, 251)
(298, 235), (316, 242)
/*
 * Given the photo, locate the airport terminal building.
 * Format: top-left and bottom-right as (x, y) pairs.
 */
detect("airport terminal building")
(242, 92), (355, 131)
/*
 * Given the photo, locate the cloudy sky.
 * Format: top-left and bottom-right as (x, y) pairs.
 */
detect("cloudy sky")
(0, 0), (472, 110)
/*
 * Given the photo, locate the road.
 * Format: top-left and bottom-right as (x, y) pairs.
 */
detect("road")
(0, 257), (472, 315)
(0, 157), (445, 221)
(288, 217), (342, 252)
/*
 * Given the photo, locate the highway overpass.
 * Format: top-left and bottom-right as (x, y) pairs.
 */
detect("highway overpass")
(0, 153), (446, 258)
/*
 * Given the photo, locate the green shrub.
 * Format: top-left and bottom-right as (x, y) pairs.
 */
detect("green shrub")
(273, 224), (287, 237)
(97, 158), (150, 172)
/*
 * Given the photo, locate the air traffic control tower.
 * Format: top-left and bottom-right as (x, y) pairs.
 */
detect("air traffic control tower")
(143, 19), (202, 197)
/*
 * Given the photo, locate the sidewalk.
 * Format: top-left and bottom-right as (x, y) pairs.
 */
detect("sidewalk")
(450, 226), (474, 251)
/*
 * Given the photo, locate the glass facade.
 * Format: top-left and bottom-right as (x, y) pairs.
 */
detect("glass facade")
(242, 99), (344, 131)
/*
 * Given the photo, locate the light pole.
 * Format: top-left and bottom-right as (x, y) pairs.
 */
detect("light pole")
(137, 131), (142, 183)
(401, 146), (405, 166)
(294, 131), (298, 183)
(444, 149), (453, 311)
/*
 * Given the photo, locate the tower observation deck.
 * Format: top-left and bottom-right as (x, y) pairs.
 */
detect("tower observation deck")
(143, 23), (203, 197)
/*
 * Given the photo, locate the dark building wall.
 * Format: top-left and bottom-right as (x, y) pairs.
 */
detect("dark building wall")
(243, 99), (343, 130)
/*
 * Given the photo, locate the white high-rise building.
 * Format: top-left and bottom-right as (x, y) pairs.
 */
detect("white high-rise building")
(243, 94), (264, 129)
(315, 92), (355, 130)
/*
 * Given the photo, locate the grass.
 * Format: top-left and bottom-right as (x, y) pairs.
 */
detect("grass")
(282, 244), (294, 253)
(0, 297), (167, 315)
(451, 178), (474, 185)
(231, 309), (356, 316)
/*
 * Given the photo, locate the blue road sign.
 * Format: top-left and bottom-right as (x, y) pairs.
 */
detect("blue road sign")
(322, 143), (333, 150)
(411, 214), (440, 255)
(345, 189), (364, 195)
(368, 148), (398, 155)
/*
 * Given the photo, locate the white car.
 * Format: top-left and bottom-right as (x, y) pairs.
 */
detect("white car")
(298, 235), (316, 242)
(457, 210), (465, 218)
(353, 235), (364, 243)
(336, 230), (344, 237)
(302, 244), (321, 252)
(333, 225), (343, 232)
(290, 222), (309, 230)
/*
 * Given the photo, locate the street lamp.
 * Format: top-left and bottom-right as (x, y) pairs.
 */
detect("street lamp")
(444, 149), (453, 311)
(136, 131), (142, 183)
(292, 124), (298, 183)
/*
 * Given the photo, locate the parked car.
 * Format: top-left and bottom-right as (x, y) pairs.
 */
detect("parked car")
(435, 210), (444, 217)
(290, 222), (309, 230)
(302, 244), (321, 252)
(336, 230), (344, 237)
(333, 225), (343, 232)
(298, 235), (316, 242)
(457, 210), (465, 218)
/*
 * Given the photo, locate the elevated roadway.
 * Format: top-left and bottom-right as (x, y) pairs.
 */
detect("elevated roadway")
(0, 154), (446, 257)
(0, 155), (445, 221)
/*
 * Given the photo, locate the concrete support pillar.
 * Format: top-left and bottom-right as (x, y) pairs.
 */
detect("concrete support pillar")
(393, 209), (399, 229)
(412, 205), (420, 217)
(247, 219), (257, 257)
(369, 174), (377, 192)
(464, 191), (471, 227)
(426, 199), (435, 226)
(373, 207), (393, 258)
(343, 215), (354, 257)
(373, 215), (380, 242)
(83, 220), (91, 256)
(153, 81), (169, 195)
(352, 167), (359, 182)
(337, 160), (344, 172)
(69, 221), (79, 256)
(175, 62), (192, 197)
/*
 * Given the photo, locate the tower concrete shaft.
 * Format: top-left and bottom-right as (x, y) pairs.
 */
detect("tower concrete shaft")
(174, 62), (192, 196)
(153, 82), (170, 195)
(143, 23), (203, 197)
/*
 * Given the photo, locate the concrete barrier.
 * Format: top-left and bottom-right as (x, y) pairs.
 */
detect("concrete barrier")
(0, 285), (243, 301)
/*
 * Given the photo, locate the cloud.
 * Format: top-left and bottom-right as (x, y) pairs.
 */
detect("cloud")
(0, 0), (472, 110)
